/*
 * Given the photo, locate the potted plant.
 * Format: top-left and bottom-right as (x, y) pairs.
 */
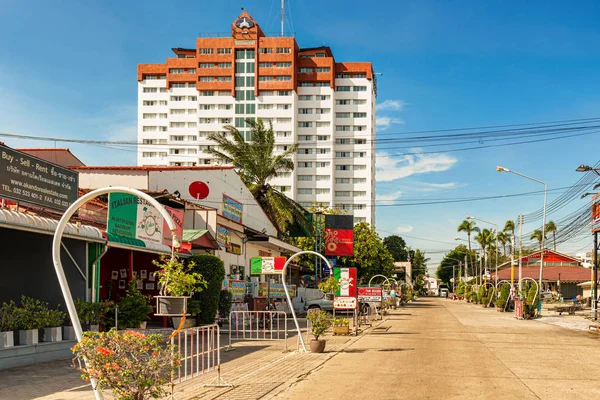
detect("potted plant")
(332, 317), (350, 335)
(173, 299), (200, 329)
(0, 301), (17, 348)
(41, 306), (66, 342)
(117, 281), (153, 329)
(13, 296), (48, 345)
(318, 275), (340, 300)
(496, 284), (510, 312)
(72, 329), (179, 400)
(153, 256), (206, 316)
(306, 309), (331, 353)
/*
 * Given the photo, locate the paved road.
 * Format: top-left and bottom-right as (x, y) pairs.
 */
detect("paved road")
(275, 297), (600, 400)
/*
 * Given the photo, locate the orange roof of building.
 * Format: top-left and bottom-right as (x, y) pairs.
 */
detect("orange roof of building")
(493, 266), (591, 282)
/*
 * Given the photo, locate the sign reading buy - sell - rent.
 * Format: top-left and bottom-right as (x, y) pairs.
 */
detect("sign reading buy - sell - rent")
(107, 193), (184, 245)
(251, 257), (286, 274)
(334, 267), (357, 297)
(0, 145), (78, 211)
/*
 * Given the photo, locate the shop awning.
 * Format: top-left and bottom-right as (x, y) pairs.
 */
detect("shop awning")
(0, 209), (104, 242)
(249, 236), (301, 254)
(182, 229), (219, 250)
(102, 232), (176, 255)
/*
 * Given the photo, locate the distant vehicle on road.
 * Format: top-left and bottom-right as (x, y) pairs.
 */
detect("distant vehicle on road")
(304, 293), (333, 311)
(439, 288), (449, 297)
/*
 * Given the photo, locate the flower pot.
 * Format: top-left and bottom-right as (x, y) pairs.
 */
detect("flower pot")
(63, 326), (76, 340)
(496, 307), (504, 312)
(139, 322), (147, 329)
(0, 331), (14, 348)
(156, 296), (189, 316)
(41, 327), (62, 342)
(310, 339), (326, 353)
(17, 329), (38, 345)
(333, 326), (350, 335)
(172, 316), (194, 329)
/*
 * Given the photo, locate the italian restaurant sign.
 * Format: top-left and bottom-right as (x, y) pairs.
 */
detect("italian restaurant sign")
(0, 145), (78, 211)
(107, 193), (184, 245)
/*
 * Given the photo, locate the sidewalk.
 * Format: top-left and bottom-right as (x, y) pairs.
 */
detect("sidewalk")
(0, 316), (384, 400)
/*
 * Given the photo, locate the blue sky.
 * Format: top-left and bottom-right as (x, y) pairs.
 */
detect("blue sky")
(1, 0), (600, 269)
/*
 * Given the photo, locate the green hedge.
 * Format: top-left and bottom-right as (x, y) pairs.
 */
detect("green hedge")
(191, 254), (225, 324)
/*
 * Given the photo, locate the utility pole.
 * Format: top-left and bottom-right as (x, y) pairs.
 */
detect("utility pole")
(464, 254), (467, 284)
(518, 214), (523, 296)
(510, 226), (515, 294)
(593, 230), (598, 320)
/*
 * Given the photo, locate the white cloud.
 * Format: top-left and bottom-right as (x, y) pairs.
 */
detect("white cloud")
(376, 152), (458, 182)
(395, 225), (414, 234)
(376, 116), (405, 130)
(376, 191), (402, 205)
(377, 99), (405, 111)
(413, 182), (465, 192)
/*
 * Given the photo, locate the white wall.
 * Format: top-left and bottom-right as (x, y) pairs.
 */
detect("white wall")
(77, 170), (149, 190)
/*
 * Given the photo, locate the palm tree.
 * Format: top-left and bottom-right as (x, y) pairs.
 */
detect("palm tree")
(530, 229), (546, 251)
(545, 221), (557, 251)
(205, 118), (311, 236)
(458, 220), (480, 278)
(503, 220), (515, 255)
(475, 228), (495, 277)
(497, 231), (508, 256)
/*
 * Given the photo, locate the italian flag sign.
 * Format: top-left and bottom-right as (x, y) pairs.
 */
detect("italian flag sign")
(334, 267), (357, 297)
(251, 257), (286, 275)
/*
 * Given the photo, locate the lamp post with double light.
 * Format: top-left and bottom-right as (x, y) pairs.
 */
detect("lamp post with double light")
(466, 216), (499, 285)
(497, 166), (547, 308)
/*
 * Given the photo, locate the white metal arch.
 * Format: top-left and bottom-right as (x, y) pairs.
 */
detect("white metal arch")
(282, 250), (333, 352)
(368, 274), (391, 287)
(52, 187), (180, 400)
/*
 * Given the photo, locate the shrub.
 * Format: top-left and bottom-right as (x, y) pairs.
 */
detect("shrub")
(477, 286), (485, 304)
(333, 318), (349, 327)
(318, 276), (340, 294)
(0, 301), (18, 332)
(306, 309), (331, 340)
(72, 329), (178, 400)
(191, 254), (224, 324)
(218, 290), (233, 317)
(42, 307), (66, 327)
(153, 256), (206, 297)
(14, 296), (50, 330)
(524, 283), (538, 318)
(114, 281), (153, 329)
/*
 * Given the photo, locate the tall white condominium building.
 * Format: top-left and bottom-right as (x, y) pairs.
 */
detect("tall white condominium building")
(137, 11), (376, 224)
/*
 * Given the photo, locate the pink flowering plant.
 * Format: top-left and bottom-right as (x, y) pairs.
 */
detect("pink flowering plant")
(72, 329), (179, 400)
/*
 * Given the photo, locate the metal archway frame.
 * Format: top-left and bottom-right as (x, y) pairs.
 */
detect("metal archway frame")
(494, 280), (512, 311)
(282, 250), (333, 352)
(52, 187), (180, 400)
(518, 277), (539, 314)
(368, 274), (391, 287)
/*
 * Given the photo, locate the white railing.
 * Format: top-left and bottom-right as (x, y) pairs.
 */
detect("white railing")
(227, 311), (288, 351)
(170, 324), (221, 383)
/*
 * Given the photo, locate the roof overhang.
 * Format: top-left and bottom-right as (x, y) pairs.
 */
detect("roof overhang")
(248, 236), (301, 254)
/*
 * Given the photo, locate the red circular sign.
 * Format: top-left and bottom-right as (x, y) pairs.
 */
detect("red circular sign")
(188, 181), (209, 200)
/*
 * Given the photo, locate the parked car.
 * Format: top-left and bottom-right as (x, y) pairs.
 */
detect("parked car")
(440, 288), (449, 297)
(304, 293), (333, 311)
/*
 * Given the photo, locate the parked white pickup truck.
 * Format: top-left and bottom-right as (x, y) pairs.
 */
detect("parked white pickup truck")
(304, 293), (333, 311)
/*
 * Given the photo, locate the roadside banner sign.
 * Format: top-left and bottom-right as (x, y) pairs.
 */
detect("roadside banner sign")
(334, 267), (357, 297)
(251, 256), (286, 274)
(357, 287), (383, 302)
(334, 296), (357, 310)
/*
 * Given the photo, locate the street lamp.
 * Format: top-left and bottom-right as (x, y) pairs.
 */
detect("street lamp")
(576, 165), (600, 176)
(466, 216), (499, 285)
(497, 166), (547, 305)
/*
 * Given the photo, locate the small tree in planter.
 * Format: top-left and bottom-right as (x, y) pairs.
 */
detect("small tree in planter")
(318, 275), (340, 300)
(306, 309), (331, 353)
(523, 284), (538, 319)
(477, 286), (485, 305)
(153, 256), (206, 316)
(332, 317), (350, 335)
(0, 301), (18, 348)
(40, 306), (66, 342)
(72, 329), (178, 400)
(14, 296), (48, 345)
(496, 284), (510, 312)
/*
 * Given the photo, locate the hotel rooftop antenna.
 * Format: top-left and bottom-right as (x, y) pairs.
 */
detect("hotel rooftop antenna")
(281, 0), (285, 37)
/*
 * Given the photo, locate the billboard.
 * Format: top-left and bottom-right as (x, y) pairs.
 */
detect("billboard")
(324, 215), (354, 256)
(593, 194), (600, 233)
(334, 267), (357, 297)
(0, 145), (78, 211)
(222, 194), (243, 223)
(107, 193), (184, 245)
(357, 287), (383, 302)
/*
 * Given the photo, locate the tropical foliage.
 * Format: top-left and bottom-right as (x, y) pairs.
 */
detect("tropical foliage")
(503, 220), (515, 255)
(545, 221), (557, 251)
(306, 309), (331, 341)
(457, 220), (480, 276)
(153, 256), (206, 297)
(205, 118), (311, 235)
(190, 254), (225, 324)
(529, 229), (546, 251)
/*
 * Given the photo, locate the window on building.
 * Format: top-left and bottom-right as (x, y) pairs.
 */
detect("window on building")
(335, 191), (350, 197)
(217, 76), (232, 82)
(336, 73), (351, 78)
(316, 149), (329, 154)
(258, 48), (273, 54)
(159, 100), (168, 106)
(317, 95), (330, 100)
(258, 62), (272, 68)
(170, 109), (185, 115)
(299, 82), (313, 87)
(316, 122), (330, 127)
(144, 75), (157, 80)
(218, 62), (232, 68)
(298, 175), (313, 181)
(316, 175), (330, 181)
(236, 62), (245, 73)
(336, 126), (351, 131)
(276, 76), (291, 81)
(299, 135), (313, 141)
(298, 148), (313, 154)
(316, 162), (330, 167)
(276, 48), (291, 54)
(315, 82), (329, 87)
(171, 83), (186, 88)
(142, 152), (156, 158)
(353, 178), (367, 184)
(142, 113), (157, 119)
(299, 95), (312, 100)
(235, 76), (245, 86)
(218, 104), (232, 110)
(199, 76), (213, 82)
(278, 91), (291, 96)
(315, 67), (330, 72)
(276, 62), (292, 68)
(353, 112), (367, 118)
(259, 76), (274, 81)
(143, 87), (157, 93)
(336, 112), (351, 118)
(277, 117), (292, 123)
(336, 165), (351, 171)
(298, 68), (313, 73)
(143, 100), (156, 106)
(336, 99), (350, 105)
(353, 165), (367, 170)
(336, 86), (350, 92)
(199, 48), (214, 54)
(258, 104), (273, 110)
(247, 63), (255, 73)
(315, 188), (330, 194)
(336, 152), (351, 158)
(298, 122), (313, 128)
(299, 108), (313, 114)
(277, 104), (291, 110)
(317, 135), (329, 141)
(234, 117), (245, 127)
(353, 99), (367, 105)
(316, 108), (330, 114)
(170, 135), (185, 140)
(246, 104), (255, 114)
(336, 178), (350, 184)
(200, 91), (215, 96)
(142, 127), (157, 132)
(353, 73), (367, 78)
(246, 76), (255, 86)
(353, 86), (367, 92)
(235, 90), (244, 101)
(298, 162), (313, 168)
(353, 126), (367, 131)
(354, 139), (367, 144)
(246, 90), (255, 101)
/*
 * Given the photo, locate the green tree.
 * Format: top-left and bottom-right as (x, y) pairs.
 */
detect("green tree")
(409, 249), (430, 280)
(530, 229), (546, 251)
(457, 220), (480, 277)
(545, 221), (557, 251)
(436, 245), (475, 287)
(383, 235), (408, 262)
(475, 228), (495, 277)
(497, 231), (509, 256)
(503, 220), (515, 254)
(339, 222), (395, 283)
(190, 254), (225, 324)
(205, 118), (310, 236)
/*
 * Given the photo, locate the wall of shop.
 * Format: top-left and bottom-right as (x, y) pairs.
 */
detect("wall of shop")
(0, 227), (88, 307)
